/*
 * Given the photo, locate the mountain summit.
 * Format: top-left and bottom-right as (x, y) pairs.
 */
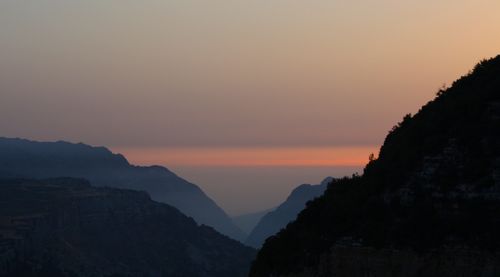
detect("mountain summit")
(0, 138), (245, 241)
(250, 56), (500, 276)
(246, 177), (333, 248)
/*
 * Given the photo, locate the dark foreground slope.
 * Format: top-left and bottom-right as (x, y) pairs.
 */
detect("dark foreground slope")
(0, 138), (245, 241)
(0, 178), (255, 277)
(250, 56), (500, 277)
(246, 177), (332, 248)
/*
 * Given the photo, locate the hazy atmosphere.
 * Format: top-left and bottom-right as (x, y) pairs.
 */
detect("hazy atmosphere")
(1, 1), (500, 276)
(1, 0), (499, 214)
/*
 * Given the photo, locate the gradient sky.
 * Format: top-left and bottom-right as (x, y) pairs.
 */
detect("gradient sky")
(1, 1), (500, 214)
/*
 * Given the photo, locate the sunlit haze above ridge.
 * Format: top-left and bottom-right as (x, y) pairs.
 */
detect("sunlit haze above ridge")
(1, 1), (500, 214)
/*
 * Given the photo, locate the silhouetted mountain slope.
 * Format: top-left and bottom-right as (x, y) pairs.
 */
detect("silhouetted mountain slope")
(0, 178), (255, 277)
(232, 209), (273, 236)
(250, 56), (500, 277)
(0, 138), (245, 241)
(246, 177), (332, 248)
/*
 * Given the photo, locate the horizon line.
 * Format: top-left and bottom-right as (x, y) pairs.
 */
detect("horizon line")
(112, 146), (379, 168)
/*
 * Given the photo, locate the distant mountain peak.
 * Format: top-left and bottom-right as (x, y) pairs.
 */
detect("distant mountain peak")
(320, 176), (334, 185)
(246, 177), (333, 248)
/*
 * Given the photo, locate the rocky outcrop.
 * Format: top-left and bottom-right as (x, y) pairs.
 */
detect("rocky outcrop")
(0, 178), (255, 277)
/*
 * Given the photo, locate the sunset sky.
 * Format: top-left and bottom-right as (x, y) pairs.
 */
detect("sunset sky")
(1, 1), (499, 214)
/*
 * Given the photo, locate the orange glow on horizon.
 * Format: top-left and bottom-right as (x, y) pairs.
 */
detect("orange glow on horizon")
(111, 146), (379, 167)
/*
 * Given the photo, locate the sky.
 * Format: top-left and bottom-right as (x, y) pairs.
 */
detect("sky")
(1, 1), (500, 214)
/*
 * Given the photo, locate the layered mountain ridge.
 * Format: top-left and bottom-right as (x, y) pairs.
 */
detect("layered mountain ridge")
(0, 178), (255, 276)
(250, 56), (500, 276)
(0, 138), (245, 241)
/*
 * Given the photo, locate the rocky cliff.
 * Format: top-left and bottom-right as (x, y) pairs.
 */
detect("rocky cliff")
(0, 178), (255, 277)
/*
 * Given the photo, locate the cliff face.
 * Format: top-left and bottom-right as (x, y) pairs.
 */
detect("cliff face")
(0, 178), (255, 277)
(246, 177), (332, 248)
(250, 56), (500, 276)
(0, 138), (245, 241)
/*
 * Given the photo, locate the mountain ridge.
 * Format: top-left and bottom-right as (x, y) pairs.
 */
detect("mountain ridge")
(250, 56), (500, 276)
(0, 137), (245, 241)
(246, 177), (333, 248)
(0, 178), (255, 276)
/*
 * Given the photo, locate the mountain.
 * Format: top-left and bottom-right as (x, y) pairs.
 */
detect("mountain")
(0, 138), (245, 241)
(245, 177), (333, 248)
(250, 56), (500, 277)
(0, 178), (255, 276)
(232, 209), (274, 236)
